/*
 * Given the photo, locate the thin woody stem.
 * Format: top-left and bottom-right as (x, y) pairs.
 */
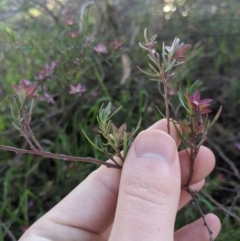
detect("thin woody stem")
(115, 147), (124, 163)
(27, 125), (44, 151)
(163, 81), (170, 134)
(186, 118), (200, 187)
(0, 144), (122, 169)
(201, 190), (240, 222)
(182, 186), (214, 241)
(186, 146), (198, 187)
(102, 148), (122, 168)
(21, 131), (38, 151)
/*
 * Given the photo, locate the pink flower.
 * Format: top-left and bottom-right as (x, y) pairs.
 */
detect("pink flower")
(90, 91), (99, 97)
(44, 92), (55, 104)
(110, 39), (123, 50)
(64, 17), (75, 26)
(173, 44), (190, 62)
(235, 142), (240, 150)
(69, 83), (86, 96)
(12, 79), (38, 99)
(38, 61), (58, 81)
(185, 91), (212, 114)
(93, 43), (108, 54)
(165, 38), (190, 62)
(67, 31), (79, 38)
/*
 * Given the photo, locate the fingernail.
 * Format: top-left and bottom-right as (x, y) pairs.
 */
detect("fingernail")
(135, 130), (177, 163)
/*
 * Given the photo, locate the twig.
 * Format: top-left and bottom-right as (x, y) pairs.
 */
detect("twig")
(201, 190), (240, 223)
(0, 144), (122, 169)
(207, 138), (240, 181)
(27, 126), (44, 151)
(21, 131), (38, 151)
(182, 186), (214, 241)
(0, 219), (17, 241)
(102, 148), (122, 168)
(1, 103), (76, 137)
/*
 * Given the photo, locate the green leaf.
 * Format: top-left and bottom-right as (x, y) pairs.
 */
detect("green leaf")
(188, 80), (201, 94)
(171, 120), (190, 157)
(139, 42), (148, 51)
(148, 63), (159, 75)
(156, 105), (166, 118)
(82, 129), (103, 152)
(10, 105), (18, 124)
(12, 121), (20, 131)
(177, 90), (188, 111)
(144, 28), (148, 42)
(137, 66), (158, 77)
(123, 131), (128, 160)
(165, 59), (176, 72)
(109, 105), (122, 119)
(206, 106), (222, 131)
(128, 118), (141, 140)
(162, 42), (168, 67)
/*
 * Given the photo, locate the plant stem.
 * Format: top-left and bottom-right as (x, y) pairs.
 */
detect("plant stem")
(163, 81), (170, 134)
(102, 148), (122, 168)
(201, 190), (240, 222)
(27, 125), (44, 151)
(0, 144), (122, 169)
(21, 131), (38, 151)
(182, 186), (214, 241)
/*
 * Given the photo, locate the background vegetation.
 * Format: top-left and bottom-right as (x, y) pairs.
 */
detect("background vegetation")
(0, 0), (240, 240)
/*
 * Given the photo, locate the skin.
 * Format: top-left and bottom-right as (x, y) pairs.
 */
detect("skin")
(19, 119), (221, 241)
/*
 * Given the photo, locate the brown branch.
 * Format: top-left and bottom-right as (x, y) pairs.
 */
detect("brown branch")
(182, 186), (214, 241)
(27, 125), (44, 151)
(201, 190), (240, 223)
(0, 144), (122, 169)
(21, 131), (38, 151)
(207, 138), (240, 181)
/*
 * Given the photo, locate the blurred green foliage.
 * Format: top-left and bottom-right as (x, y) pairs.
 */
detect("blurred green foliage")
(0, 0), (240, 240)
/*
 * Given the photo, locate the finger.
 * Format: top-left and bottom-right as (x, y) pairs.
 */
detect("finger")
(178, 179), (205, 210)
(174, 213), (221, 241)
(109, 129), (181, 241)
(179, 146), (215, 186)
(147, 119), (181, 147)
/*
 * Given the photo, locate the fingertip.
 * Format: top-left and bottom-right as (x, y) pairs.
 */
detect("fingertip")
(175, 212), (221, 241)
(205, 213), (221, 239)
(147, 119), (182, 147)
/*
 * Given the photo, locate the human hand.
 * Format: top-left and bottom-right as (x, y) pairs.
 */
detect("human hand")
(19, 119), (221, 241)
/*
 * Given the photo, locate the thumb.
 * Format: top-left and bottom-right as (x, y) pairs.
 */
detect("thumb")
(109, 129), (181, 241)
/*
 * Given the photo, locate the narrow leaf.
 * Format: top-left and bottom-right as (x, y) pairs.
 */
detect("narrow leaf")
(165, 59), (176, 72)
(156, 105), (166, 118)
(206, 106), (222, 130)
(82, 129), (103, 152)
(137, 66), (158, 77)
(148, 63), (159, 75)
(12, 121), (20, 131)
(123, 132), (128, 160)
(177, 91), (188, 111)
